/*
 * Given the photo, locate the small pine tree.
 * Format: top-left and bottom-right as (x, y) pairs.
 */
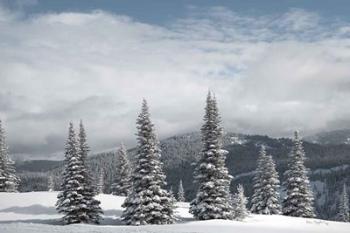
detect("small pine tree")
(121, 99), (175, 225)
(4, 157), (19, 192)
(177, 180), (185, 202)
(190, 92), (233, 220)
(111, 144), (131, 196)
(231, 184), (249, 220)
(0, 120), (19, 192)
(0, 140), (6, 192)
(169, 186), (177, 207)
(48, 175), (55, 192)
(282, 131), (315, 218)
(337, 184), (349, 222)
(250, 146), (281, 215)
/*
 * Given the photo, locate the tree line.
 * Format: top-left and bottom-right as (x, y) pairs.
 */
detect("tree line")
(0, 92), (349, 224)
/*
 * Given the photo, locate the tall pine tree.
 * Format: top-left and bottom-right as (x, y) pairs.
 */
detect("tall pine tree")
(177, 179), (185, 202)
(0, 120), (19, 192)
(336, 184), (349, 222)
(282, 131), (315, 218)
(251, 146), (281, 215)
(231, 184), (249, 220)
(190, 92), (233, 220)
(111, 143), (131, 196)
(77, 121), (103, 223)
(121, 99), (175, 225)
(56, 122), (102, 224)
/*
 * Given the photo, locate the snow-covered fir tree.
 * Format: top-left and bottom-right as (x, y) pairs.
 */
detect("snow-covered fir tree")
(56, 122), (102, 224)
(121, 99), (175, 225)
(250, 146), (281, 215)
(282, 131), (315, 218)
(169, 186), (177, 208)
(111, 143), (131, 196)
(231, 184), (249, 220)
(190, 92), (233, 220)
(3, 157), (18, 192)
(77, 120), (103, 223)
(177, 179), (185, 202)
(56, 122), (85, 224)
(336, 184), (349, 222)
(0, 141), (6, 192)
(0, 120), (19, 192)
(48, 175), (54, 192)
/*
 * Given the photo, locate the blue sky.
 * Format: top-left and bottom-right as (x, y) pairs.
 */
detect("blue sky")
(3, 0), (350, 24)
(1, 1), (350, 159)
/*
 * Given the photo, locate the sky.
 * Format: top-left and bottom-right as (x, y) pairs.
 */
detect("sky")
(1, 0), (350, 160)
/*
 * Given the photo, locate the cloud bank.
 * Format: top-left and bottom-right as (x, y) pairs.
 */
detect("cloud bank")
(1, 5), (350, 159)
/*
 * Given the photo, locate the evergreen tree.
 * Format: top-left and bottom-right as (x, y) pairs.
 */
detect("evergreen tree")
(111, 144), (131, 196)
(77, 121), (103, 223)
(190, 92), (233, 220)
(336, 184), (349, 222)
(169, 186), (177, 208)
(251, 146), (281, 215)
(0, 120), (19, 192)
(231, 184), (249, 220)
(56, 122), (102, 224)
(122, 99), (175, 225)
(56, 122), (85, 224)
(282, 131), (315, 218)
(0, 139), (6, 192)
(48, 175), (54, 192)
(177, 179), (185, 202)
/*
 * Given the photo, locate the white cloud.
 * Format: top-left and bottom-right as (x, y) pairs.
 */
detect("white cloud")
(0, 5), (350, 159)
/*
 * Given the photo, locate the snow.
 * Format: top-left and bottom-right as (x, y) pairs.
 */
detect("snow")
(229, 136), (247, 145)
(0, 192), (349, 233)
(311, 165), (349, 175)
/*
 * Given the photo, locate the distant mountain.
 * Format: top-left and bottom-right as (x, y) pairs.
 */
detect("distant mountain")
(15, 160), (62, 173)
(16, 131), (350, 221)
(305, 129), (350, 145)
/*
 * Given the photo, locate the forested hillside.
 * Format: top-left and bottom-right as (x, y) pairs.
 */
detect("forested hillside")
(16, 131), (350, 220)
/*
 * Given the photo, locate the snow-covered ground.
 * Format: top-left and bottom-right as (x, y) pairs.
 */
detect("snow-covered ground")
(0, 192), (348, 233)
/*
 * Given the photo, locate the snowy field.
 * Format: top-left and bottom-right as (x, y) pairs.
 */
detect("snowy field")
(0, 192), (348, 233)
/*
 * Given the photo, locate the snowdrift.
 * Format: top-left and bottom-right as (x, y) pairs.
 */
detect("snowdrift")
(0, 192), (348, 233)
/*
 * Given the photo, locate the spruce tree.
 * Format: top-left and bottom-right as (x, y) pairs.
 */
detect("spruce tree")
(56, 122), (102, 224)
(337, 184), (349, 222)
(77, 121), (103, 223)
(3, 157), (18, 192)
(56, 122), (85, 224)
(0, 120), (19, 192)
(282, 131), (315, 218)
(251, 146), (281, 215)
(177, 179), (185, 202)
(121, 99), (175, 225)
(169, 186), (177, 208)
(111, 144), (131, 196)
(190, 92), (233, 220)
(48, 175), (55, 192)
(231, 184), (249, 220)
(0, 138), (6, 192)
